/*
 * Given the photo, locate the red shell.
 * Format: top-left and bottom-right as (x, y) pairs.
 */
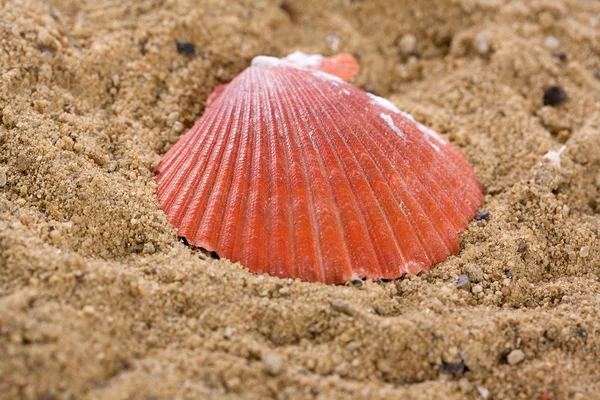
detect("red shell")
(155, 56), (483, 284)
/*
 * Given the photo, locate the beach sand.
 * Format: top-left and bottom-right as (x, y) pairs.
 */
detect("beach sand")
(1, 0), (599, 398)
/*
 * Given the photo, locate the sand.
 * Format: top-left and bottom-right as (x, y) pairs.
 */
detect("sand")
(1, 0), (599, 399)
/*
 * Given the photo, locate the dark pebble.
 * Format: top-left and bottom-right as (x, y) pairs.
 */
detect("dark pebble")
(455, 274), (472, 292)
(517, 243), (527, 253)
(543, 85), (567, 106)
(504, 268), (512, 278)
(554, 51), (567, 61)
(594, 67), (600, 81)
(475, 211), (490, 221)
(439, 360), (467, 378)
(175, 40), (196, 55)
(373, 306), (382, 315)
(577, 327), (588, 339)
(346, 278), (362, 288)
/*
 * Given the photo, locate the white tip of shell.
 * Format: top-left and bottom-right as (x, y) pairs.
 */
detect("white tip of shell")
(283, 51), (324, 68)
(251, 56), (283, 68)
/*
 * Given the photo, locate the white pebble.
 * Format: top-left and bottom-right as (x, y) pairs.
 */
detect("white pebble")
(399, 34), (417, 56)
(580, 246), (590, 258)
(507, 349), (525, 365)
(263, 352), (284, 376)
(477, 386), (490, 399)
(172, 121), (184, 132)
(474, 31), (491, 55)
(0, 167), (6, 187)
(325, 35), (341, 51)
(544, 36), (560, 50)
(83, 305), (96, 315)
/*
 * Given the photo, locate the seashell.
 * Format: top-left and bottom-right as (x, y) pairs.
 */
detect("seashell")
(155, 53), (484, 284)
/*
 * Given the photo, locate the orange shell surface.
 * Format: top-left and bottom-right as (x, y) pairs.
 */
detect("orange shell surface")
(155, 60), (484, 284)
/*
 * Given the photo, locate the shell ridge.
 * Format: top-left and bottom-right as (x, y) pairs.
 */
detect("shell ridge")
(158, 82), (236, 179)
(273, 68), (327, 282)
(345, 99), (459, 257)
(156, 104), (223, 194)
(200, 73), (252, 256)
(262, 69), (296, 279)
(303, 74), (436, 275)
(179, 91), (240, 241)
(300, 72), (412, 278)
(393, 114), (482, 222)
(357, 103), (473, 242)
(364, 96), (481, 225)
(216, 72), (261, 261)
(238, 69), (271, 273)
(227, 70), (261, 265)
(385, 113), (478, 227)
(280, 69), (356, 282)
(158, 96), (235, 223)
(169, 97), (238, 227)
(288, 71), (391, 279)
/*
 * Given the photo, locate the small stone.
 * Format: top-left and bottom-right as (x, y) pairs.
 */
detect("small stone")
(506, 349), (525, 365)
(544, 36), (560, 50)
(477, 386), (490, 399)
(475, 211), (490, 221)
(49, 229), (61, 243)
(517, 243), (527, 253)
(0, 167), (6, 187)
(474, 31), (491, 55)
(594, 67), (600, 80)
(143, 242), (155, 254)
(83, 305), (96, 315)
(455, 274), (471, 292)
(543, 85), (567, 106)
(16, 155), (30, 172)
(175, 40), (195, 55)
(554, 51), (567, 61)
(36, 28), (55, 49)
(471, 284), (483, 295)
(112, 74), (120, 87)
(167, 111), (180, 123)
(331, 299), (354, 316)
(263, 352), (284, 376)
(439, 359), (467, 378)
(346, 277), (363, 288)
(223, 326), (235, 339)
(172, 121), (184, 132)
(577, 327), (588, 339)
(399, 34), (417, 56)
(579, 246), (589, 258)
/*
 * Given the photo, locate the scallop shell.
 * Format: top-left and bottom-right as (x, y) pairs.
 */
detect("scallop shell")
(155, 54), (484, 284)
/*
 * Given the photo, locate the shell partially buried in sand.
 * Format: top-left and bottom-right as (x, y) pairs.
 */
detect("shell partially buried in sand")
(155, 52), (484, 284)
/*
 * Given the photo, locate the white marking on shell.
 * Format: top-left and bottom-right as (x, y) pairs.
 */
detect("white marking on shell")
(342, 89), (350, 95)
(380, 113), (406, 139)
(310, 69), (343, 85)
(251, 56), (283, 68)
(367, 93), (400, 114)
(416, 123), (446, 152)
(282, 51), (324, 68)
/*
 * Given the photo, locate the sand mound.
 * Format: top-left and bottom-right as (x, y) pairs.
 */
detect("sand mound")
(1, 0), (599, 399)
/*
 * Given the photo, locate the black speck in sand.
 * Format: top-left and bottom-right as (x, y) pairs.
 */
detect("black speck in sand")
(175, 40), (196, 55)
(543, 85), (567, 106)
(475, 211), (490, 221)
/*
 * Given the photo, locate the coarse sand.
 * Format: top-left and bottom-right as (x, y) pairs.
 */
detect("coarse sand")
(1, 0), (600, 399)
